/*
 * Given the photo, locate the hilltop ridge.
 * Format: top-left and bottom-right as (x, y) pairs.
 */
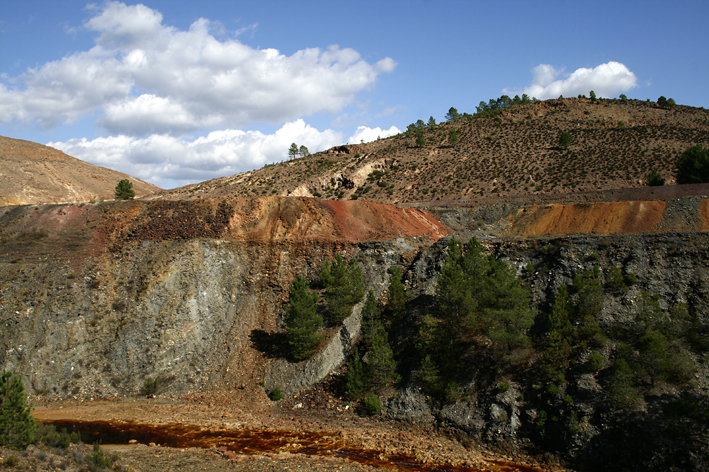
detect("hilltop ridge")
(152, 97), (709, 205)
(0, 135), (161, 205)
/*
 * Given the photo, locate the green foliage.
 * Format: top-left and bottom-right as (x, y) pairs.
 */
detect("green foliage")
(320, 254), (364, 324)
(418, 237), (533, 396)
(525, 263), (535, 275)
(567, 411), (582, 435)
(573, 266), (603, 321)
(588, 351), (605, 372)
(345, 347), (369, 400)
(448, 129), (459, 144)
(284, 275), (323, 361)
(609, 358), (642, 412)
(3, 455), (18, 467)
(445, 107), (461, 122)
(676, 145), (709, 184)
(298, 145), (310, 157)
(427, 116), (436, 128)
(605, 266), (627, 292)
(362, 392), (381, 416)
(384, 266), (408, 324)
(35, 423), (81, 449)
(0, 371), (36, 448)
(657, 96), (668, 107)
(498, 381), (510, 392)
(559, 131), (572, 148)
(619, 93), (628, 103)
(85, 442), (118, 469)
(269, 386), (284, 401)
(288, 143), (299, 160)
(646, 170), (665, 186)
(589, 90), (597, 102)
(536, 410), (548, 428)
(142, 376), (162, 395)
(359, 290), (399, 389)
(114, 179), (135, 200)
(415, 130), (425, 147)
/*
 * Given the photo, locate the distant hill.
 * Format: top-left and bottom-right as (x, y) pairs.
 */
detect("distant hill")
(153, 97), (709, 205)
(0, 136), (161, 205)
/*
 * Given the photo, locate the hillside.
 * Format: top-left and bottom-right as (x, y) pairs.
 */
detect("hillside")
(153, 97), (709, 204)
(0, 135), (161, 205)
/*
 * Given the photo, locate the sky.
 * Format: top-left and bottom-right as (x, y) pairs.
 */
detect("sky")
(1, 1), (707, 189)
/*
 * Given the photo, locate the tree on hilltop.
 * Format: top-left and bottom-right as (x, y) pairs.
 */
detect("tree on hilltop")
(445, 107), (461, 122)
(288, 143), (299, 160)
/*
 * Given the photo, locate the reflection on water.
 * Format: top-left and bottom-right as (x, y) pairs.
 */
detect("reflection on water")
(43, 420), (542, 472)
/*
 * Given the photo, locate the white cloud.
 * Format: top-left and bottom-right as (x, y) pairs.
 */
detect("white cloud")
(505, 61), (637, 99)
(48, 119), (342, 188)
(348, 125), (400, 144)
(0, 1), (396, 135)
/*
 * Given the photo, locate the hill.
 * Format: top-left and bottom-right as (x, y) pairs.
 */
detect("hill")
(0, 135), (161, 205)
(153, 97), (709, 204)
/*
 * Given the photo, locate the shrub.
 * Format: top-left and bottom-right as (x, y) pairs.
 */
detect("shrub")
(605, 266), (627, 292)
(588, 351), (605, 372)
(646, 170), (665, 186)
(536, 410), (548, 428)
(269, 386), (283, 401)
(0, 371), (36, 448)
(142, 376), (162, 395)
(449, 129), (459, 144)
(362, 392), (381, 416)
(85, 442), (118, 469)
(35, 423), (81, 449)
(559, 131), (572, 148)
(498, 381), (510, 392)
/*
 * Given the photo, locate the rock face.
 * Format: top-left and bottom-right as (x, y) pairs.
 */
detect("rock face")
(0, 197), (447, 402)
(385, 230), (709, 471)
(2, 194), (708, 471)
(0, 135), (160, 205)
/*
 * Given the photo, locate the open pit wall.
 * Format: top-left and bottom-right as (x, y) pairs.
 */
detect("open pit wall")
(0, 197), (447, 400)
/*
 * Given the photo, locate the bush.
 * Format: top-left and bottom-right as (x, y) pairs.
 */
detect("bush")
(646, 170), (665, 186)
(448, 129), (459, 144)
(559, 131), (572, 148)
(588, 351), (605, 372)
(0, 371), (36, 448)
(269, 386), (283, 401)
(142, 376), (162, 395)
(676, 145), (709, 184)
(362, 392), (381, 416)
(605, 266), (627, 292)
(85, 442), (118, 469)
(35, 423), (81, 449)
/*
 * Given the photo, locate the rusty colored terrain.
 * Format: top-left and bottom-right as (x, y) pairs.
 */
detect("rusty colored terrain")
(0, 196), (448, 260)
(0, 135), (161, 205)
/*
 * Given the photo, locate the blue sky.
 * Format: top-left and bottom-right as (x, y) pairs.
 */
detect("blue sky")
(1, 1), (707, 189)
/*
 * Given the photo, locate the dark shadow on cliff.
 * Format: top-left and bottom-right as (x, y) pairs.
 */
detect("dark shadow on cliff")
(249, 329), (289, 359)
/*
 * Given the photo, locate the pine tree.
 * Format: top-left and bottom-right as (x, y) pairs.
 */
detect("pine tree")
(284, 275), (323, 361)
(384, 266), (407, 324)
(368, 326), (399, 388)
(360, 290), (380, 349)
(0, 371), (36, 448)
(114, 179), (135, 200)
(288, 143), (299, 160)
(344, 347), (369, 399)
(320, 254), (364, 324)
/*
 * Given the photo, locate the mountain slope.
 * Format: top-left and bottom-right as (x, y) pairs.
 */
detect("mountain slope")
(153, 98), (709, 205)
(0, 135), (161, 205)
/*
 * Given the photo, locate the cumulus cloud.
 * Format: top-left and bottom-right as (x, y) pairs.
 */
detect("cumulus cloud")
(504, 61), (637, 99)
(48, 120), (342, 188)
(347, 125), (400, 144)
(0, 1), (396, 135)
